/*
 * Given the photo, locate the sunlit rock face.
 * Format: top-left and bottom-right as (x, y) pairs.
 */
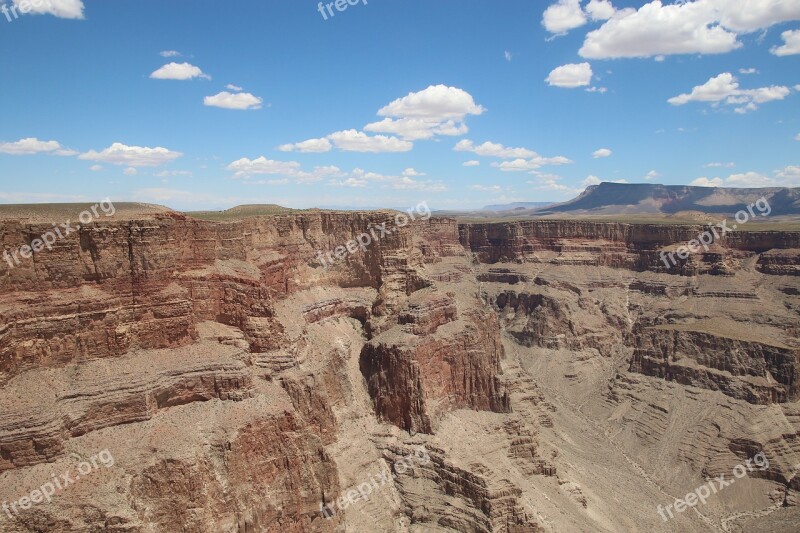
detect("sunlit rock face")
(0, 206), (798, 532)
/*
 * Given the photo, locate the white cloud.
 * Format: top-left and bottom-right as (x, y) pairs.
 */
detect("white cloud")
(123, 167), (138, 176)
(227, 157), (302, 178)
(505, 51), (513, 61)
(377, 84), (485, 121)
(593, 148), (612, 158)
(693, 166), (800, 188)
(328, 168), (446, 192)
(704, 162), (735, 168)
(402, 168), (426, 177)
(279, 85), (481, 153)
(364, 117), (468, 141)
(668, 72), (791, 113)
(585, 86), (608, 93)
(581, 175), (602, 188)
(772, 29), (800, 56)
(738, 67), (758, 74)
(79, 142), (183, 167)
(586, 0), (616, 21)
(644, 170), (661, 180)
(160, 50), (181, 58)
(493, 156), (573, 172)
(725, 171), (775, 187)
(327, 130), (412, 153)
(150, 62), (210, 81)
(225, 84), (244, 91)
(580, 0), (800, 60)
(278, 138), (333, 153)
(11, 0), (83, 19)
(455, 139), (536, 159)
(227, 157), (344, 185)
(0, 137), (75, 156)
(580, 175), (628, 188)
(89, 164), (103, 172)
(204, 91), (263, 110)
(154, 170), (193, 177)
(369, 84), (483, 141)
(463, 160), (481, 167)
(455, 140), (573, 169)
(690, 177), (724, 187)
(470, 184), (503, 192)
(543, 0), (587, 35)
(795, 133), (800, 141)
(547, 62), (593, 88)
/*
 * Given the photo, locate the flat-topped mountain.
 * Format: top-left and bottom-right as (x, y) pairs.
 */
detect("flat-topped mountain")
(536, 182), (800, 217)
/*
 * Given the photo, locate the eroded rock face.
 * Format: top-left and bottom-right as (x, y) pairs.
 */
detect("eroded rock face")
(1, 211), (799, 532)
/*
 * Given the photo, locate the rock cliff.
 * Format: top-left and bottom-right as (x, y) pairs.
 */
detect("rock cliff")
(0, 209), (798, 532)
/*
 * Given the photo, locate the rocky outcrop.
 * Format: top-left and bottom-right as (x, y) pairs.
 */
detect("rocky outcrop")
(2, 206), (799, 532)
(630, 326), (800, 404)
(360, 307), (510, 434)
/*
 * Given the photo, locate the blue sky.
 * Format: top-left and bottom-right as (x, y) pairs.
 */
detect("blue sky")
(0, 0), (798, 210)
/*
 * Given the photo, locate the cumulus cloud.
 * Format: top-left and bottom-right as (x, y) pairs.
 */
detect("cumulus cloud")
(278, 138), (333, 153)
(690, 177), (724, 187)
(78, 142), (183, 167)
(150, 62), (210, 81)
(547, 63), (593, 88)
(0, 137), (76, 156)
(327, 130), (412, 153)
(328, 168), (446, 192)
(579, 0), (800, 59)
(89, 164), (103, 172)
(668, 72), (791, 113)
(364, 117), (468, 141)
(470, 184), (502, 192)
(366, 85), (484, 141)
(11, 0), (84, 19)
(227, 157), (302, 178)
(377, 84), (485, 121)
(644, 170), (661, 180)
(123, 167), (138, 176)
(455, 140), (535, 159)
(204, 91), (263, 110)
(704, 162), (735, 168)
(586, 0), (616, 20)
(739, 68), (758, 74)
(542, 0), (587, 35)
(691, 166), (800, 188)
(154, 170), (193, 178)
(160, 50), (181, 58)
(226, 84), (244, 91)
(281, 85), (482, 151)
(593, 148), (612, 158)
(494, 157), (573, 172)
(581, 175), (602, 188)
(455, 140), (573, 170)
(463, 160), (481, 167)
(771, 29), (800, 56)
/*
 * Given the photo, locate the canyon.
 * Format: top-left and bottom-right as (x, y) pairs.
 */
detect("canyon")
(0, 204), (799, 532)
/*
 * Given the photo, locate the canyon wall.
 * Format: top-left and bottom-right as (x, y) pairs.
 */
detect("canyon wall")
(0, 210), (798, 532)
